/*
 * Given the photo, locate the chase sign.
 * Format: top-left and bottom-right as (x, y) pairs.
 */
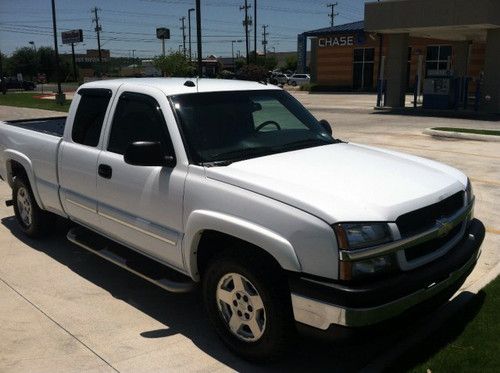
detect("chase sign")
(318, 35), (355, 47)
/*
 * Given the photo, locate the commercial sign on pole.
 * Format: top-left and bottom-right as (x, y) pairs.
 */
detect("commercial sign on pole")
(156, 28), (171, 40)
(61, 29), (83, 44)
(297, 33), (307, 74)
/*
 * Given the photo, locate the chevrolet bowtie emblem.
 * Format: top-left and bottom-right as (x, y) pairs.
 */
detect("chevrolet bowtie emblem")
(436, 218), (454, 237)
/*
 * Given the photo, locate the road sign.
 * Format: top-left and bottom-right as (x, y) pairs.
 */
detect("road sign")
(62, 29), (83, 44)
(156, 28), (170, 40)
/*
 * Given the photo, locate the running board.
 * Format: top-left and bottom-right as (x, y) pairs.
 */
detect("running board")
(67, 226), (196, 293)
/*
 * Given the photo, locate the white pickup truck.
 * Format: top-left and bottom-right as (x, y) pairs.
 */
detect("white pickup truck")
(0, 78), (484, 361)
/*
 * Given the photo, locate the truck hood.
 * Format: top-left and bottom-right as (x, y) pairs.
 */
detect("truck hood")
(205, 143), (467, 224)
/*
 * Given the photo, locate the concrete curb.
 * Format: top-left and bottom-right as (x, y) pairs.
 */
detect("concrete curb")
(424, 128), (500, 142)
(361, 262), (500, 372)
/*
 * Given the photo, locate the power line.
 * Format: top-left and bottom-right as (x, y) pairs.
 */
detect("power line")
(179, 16), (186, 57)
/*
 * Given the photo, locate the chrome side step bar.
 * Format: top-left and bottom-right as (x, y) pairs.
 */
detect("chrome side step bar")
(67, 226), (196, 293)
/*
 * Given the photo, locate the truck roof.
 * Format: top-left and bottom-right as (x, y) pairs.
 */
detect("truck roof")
(79, 78), (280, 96)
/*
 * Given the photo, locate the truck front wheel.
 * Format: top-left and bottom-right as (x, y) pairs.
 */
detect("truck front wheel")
(12, 177), (51, 237)
(202, 254), (295, 361)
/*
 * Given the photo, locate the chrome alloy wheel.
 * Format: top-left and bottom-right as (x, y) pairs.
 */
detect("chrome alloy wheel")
(17, 187), (33, 227)
(216, 272), (266, 342)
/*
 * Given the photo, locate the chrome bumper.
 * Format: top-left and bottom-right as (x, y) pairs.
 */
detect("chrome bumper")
(291, 229), (482, 330)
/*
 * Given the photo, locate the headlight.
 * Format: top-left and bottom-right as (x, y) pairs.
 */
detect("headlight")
(466, 178), (474, 205)
(334, 223), (393, 250)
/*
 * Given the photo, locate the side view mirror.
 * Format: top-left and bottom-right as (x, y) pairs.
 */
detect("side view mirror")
(319, 119), (333, 136)
(124, 141), (176, 168)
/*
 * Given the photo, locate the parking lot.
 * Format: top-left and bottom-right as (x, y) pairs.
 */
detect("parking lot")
(0, 95), (499, 372)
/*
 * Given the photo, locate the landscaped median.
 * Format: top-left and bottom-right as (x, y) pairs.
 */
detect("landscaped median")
(424, 127), (500, 142)
(392, 276), (500, 372)
(0, 92), (71, 112)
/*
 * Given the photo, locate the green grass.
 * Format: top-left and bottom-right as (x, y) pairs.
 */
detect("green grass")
(433, 127), (500, 136)
(0, 92), (71, 112)
(393, 276), (500, 372)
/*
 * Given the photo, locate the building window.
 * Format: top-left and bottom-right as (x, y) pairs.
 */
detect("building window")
(426, 45), (452, 75)
(353, 48), (375, 90)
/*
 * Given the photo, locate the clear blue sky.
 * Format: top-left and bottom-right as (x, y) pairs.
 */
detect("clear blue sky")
(0, 0), (369, 58)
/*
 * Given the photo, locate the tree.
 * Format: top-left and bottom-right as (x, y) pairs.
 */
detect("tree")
(153, 52), (194, 77)
(37, 47), (56, 81)
(284, 55), (298, 72)
(256, 55), (278, 71)
(8, 47), (38, 79)
(236, 64), (268, 82)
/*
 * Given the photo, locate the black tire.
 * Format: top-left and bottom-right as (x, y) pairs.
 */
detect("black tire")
(203, 253), (295, 361)
(291, 81), (297, 87)
(12, 176), (52, 238)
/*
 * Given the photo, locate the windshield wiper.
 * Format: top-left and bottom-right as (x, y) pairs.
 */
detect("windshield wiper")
(279, 138), (335, 151)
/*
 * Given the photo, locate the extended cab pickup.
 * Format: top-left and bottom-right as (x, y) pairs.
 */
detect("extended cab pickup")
(0, 78), (485, 360)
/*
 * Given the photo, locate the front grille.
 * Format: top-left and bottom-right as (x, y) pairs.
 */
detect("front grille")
(405, 223), (463, 261)
(396, 191), (465, 238)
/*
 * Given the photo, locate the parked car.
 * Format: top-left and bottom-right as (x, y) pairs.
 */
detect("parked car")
(288, 73), (310, 86)
(270, 73), (289, 85)
(0, 78), (484, 361)
(5, 77), (36, 91)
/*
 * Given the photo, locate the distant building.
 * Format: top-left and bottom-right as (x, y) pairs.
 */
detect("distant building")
(298, 0), (500, 113)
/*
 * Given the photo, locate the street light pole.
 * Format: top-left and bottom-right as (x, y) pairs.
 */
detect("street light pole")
(231, 40), (242, 71)
(188, 8), (195, 62)
(29, 41), (37, 53)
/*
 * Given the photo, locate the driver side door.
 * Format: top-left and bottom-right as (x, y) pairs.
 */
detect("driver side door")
(96, 88), (186, 270)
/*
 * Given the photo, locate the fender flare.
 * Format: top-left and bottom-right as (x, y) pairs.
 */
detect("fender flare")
(183, 210), (302, 281)
(4, 149), (45, 209)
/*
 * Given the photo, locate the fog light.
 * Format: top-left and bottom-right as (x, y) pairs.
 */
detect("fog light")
(340, 255), (396, 281)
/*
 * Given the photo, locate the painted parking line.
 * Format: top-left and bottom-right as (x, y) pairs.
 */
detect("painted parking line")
(470, 177), (500, 187)
(486, 227), (500, 236)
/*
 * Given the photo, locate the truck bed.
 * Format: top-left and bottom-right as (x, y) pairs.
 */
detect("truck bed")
(4, 116), (66, 137)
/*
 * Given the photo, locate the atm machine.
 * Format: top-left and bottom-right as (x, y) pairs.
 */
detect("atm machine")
(423, 71), (456, 110)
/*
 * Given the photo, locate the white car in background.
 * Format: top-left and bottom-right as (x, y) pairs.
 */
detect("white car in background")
(288, 74), (310, 86)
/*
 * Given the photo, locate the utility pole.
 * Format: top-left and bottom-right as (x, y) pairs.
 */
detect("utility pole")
(188, 8), (195, 61)
(180, 16), (186, 57)
(327, 3), (339, 27)
(253, 0), (257, 63)
(92, 7), (103, 72)
(51, 0), (64, 104)
(262, 25), (269, 58)
(196, 0), (202, 76)
(240, 1), (251, 64)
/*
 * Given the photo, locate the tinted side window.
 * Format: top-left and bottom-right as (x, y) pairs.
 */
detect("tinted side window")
(72, 89), (112, 146)
(108, 92), (173, 155)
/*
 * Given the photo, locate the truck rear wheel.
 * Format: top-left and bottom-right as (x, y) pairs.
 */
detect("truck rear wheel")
(202, 254), (295, 361)
(12, 177), (52, 238)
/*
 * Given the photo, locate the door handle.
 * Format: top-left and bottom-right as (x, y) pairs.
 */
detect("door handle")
(98, 164), (112, 179)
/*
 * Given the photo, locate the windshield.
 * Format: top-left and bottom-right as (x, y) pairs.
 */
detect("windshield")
(170, 90), (337, 165)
